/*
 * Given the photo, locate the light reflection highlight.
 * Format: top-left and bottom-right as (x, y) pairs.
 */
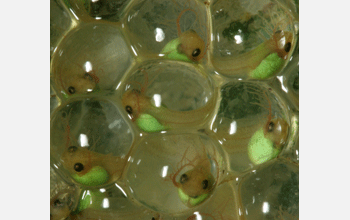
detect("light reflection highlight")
(161, 166), (169, 178)
(79, 134), (89, 147)
(130, 45), (138, 56)
(84, 61), (92, 72)
(153, 94), (162, 107)
(194, 211), (202, 220)
(277, 76), (288, 93)
(102, 198), (110, 208)
(108, 119), (122, 129)
(154, 28), (165, 42)
(128, 156), (134, 162)
(229, 120), (237, 135)
(262, 201), (270, 213)
(234, 34), (243, 44)
(115, 183), (128, 197)
(69, 8), (79, 20)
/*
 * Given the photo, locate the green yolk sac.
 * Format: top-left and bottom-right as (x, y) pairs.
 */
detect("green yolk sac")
(177, 188), (209, 207)
(73, 191), (92, 214)
(136, 113), (168, 133)
(249, 53), (284, 79)
(72, 166), (109, 186)
(160, 38), (192, 63)
(248, 128), (280, 165)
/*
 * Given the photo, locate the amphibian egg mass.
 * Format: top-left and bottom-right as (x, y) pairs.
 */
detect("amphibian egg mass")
(50, 0), (299, 219)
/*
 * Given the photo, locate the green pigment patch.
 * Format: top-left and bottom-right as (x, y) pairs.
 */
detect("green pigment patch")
(248, 128), (280, 165)
(72, 166), (109, 186)
(136, 113), (168, 132)
(161, 38), (192, 62)
(249, 53), (284, 79)
(73, 191), (92, 214)
(178, 188), (209, 207)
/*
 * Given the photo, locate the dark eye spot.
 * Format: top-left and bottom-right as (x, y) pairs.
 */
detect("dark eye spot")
(268, 122), (275, 132)
(202, 179), (209, 189)
(180, 173), (188, 184)
(68, 86), (75, 94)
(74, 163), (84, 172)
(284, 42), (291, 52)
(125, 105), (133, 114)
(53, 199), (62, 207)
(192, 48), (201, 57)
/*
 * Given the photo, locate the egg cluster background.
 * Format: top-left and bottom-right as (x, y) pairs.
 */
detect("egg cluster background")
(50, 0), (299, 219)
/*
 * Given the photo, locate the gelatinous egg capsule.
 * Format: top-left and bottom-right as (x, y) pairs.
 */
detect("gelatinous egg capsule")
(121, 68), (215, 132)
(212, 3), (296, 79)
(52, 23), (133, 99)
(212, 84), (289, 167)
(168, 142), (220, 207)
(52, 55), (102, 98)
(60, 117), (127, 186)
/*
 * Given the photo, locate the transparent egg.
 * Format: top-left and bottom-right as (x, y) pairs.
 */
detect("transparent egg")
(210, 0), (298, 79)
(51, 22), (133, 98)
(124, 133), (226, 214)
(239, 159), (299, 219)
(117, 60), (216, 132)
(50, 97), (134, 187)
(122, 0), (209, 63)
(210, 82), (290, 172)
